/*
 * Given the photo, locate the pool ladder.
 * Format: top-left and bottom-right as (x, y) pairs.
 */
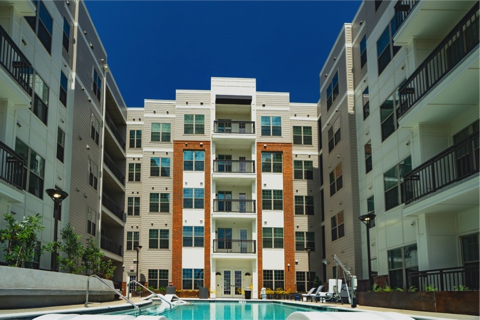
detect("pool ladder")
(85, 274), (141, 315)
(127, 280), (173, 310)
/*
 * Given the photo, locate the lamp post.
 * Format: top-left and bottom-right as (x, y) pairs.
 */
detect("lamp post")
(305, 247), (312, 290)
(134, 245), (143, 284)
(45, 188), (69, 271)
(359, 213), (376, 290)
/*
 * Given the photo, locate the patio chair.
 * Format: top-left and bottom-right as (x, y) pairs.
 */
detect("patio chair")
(304, 285), (324, 302)
(318, 279), (342, 303)
(301, 287), (316, 301)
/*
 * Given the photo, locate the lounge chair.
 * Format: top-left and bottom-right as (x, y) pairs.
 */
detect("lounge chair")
(318, 279), (342, 303)
(301, 287), (316, 301)
(304, 285), (324, 302)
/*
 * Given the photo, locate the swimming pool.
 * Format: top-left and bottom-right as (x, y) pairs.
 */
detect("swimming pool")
(109, 301), (341, 320)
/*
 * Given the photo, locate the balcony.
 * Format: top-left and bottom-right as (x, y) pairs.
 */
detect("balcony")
(213, 239), (256, 254)
(0, 25), (32, 105)
(104, 152), (125, 185)
(213, 121), (255, 134)
(409, 265), (479, 291)
(213, 160), (255, 173)
(0, 141), (25, 190)
(213, 199), (256, 213)
(105, 113), (126, 151)
(101, 235), (123, 257)
(102, 193), (125, 222)
(397, 5), (479, 120)
(404, 132), (479, 205)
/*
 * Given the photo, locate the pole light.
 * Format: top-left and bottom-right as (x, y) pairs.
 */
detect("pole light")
(134, 245), (143, 285)
(45, 188), (69, 271)
(305, 247), (312, 290)
(359, 213), (376, 290)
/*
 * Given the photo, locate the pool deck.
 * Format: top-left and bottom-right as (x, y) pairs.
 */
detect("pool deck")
(0, 297), (477, 320)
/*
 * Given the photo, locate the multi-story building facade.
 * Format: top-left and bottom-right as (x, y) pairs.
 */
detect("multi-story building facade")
(320, 0), (479, 290)
(124, 77), (322, 297)
(0, 0), (126, 284)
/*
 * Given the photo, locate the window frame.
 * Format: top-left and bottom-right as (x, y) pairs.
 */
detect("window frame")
(15, 139), (45, 199)
(293, 126), (313, 145)
(151, 123), (171, 142)
(88, 159), (98, 190)
(148, 269), (169, 290)
(262, 189), (283, 211)
(360, 35), (367, 68)
(26, 1), (53, 54)
(127, 196), (140, 216)
(294, 195), (314, 215)
(90, 115), (100, 145)
(295, 231), (315, 251)
(327, 117), (341, 152)
(150, 193), (170, 213)
(365, 141), (372, 174)
(87, 207), (96, 236)
(377, 18), (401, 75)
(261, 116), (282, 136)
(263, 227), (284, 249)
(60, 72), (68, 106)
(126, 231), (139, 250)
(329, 163), (343, 196)
(182, 226), (204, 247)
(184, 114), (205, 134)
(57, 127), (65, 163)
(150, 157), (170, 177)
(183, 151), (205, 171)
(261, 152), (283, 173)
(388, 244), (418, 290)
(362, 87), (370, 120)
(128, 163), (141, 182)
(183, 188), (204, 209)
(326, 71), (339, 111)
(331, 211), (344, 241)
(294, 160), (313, 180)
(182, 268), (204, 290)
(32, 74), (49, 125)
(92, 68), (101, 101)
(129, 130), (142, 148)
(384, 156), (412, 211)
(148, 229), (169, 249)
(263, 270), (284, 290)
(62, 17), (71, 52)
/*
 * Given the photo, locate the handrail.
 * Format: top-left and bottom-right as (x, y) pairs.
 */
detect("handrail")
(127, 280), (172, 309)
(85, 274), (140, 315)
(0, 141), (25, 189)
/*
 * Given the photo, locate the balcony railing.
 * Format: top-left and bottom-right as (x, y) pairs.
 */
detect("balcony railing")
(0, 25), (32, 95)
(213, 199), (256, 213)
(104, 152), (125, 185)
(394, 0), (420, 32)
(213, 239), (256, 254)
(101, 235), (123, 257)
(213, 160), (255, 173)
(409, 265), (479, 291)
(404, 132), (479, 204)
(102, 193), (125, 222)
(105, 113), (126, 150)
(397, 5), (479, 119)
(0, 141), (25, 190)
(213, 121), (255, 134)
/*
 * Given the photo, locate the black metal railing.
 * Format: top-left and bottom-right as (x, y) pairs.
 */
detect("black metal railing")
(213, 121), (255, 134)
(102, 193), (125, 222)
(394, 0), (420, 32)
(213, 239), (256, 254)
(0, 141), (25, 190)
(409, 265), (479, 291)
(213, 199), (256, 213)
(101, 235), (123, 257)
(104, 152), (125, 185)
(0, 25), (32, 95)
(397, 5), (479, 119)
(213, 160), (255, 173)
(105, 113), (126, 150)
(404, 132), (479, 204)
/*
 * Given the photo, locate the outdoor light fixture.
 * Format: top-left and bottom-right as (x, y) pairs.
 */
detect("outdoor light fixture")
(245, 272), (251, 276)
(134, 245), (143, 283)
(359, 213), (376, 289)
(216, 272), (222, 276)
(45, 188), (69, 271)
(305, 247), (312, 290)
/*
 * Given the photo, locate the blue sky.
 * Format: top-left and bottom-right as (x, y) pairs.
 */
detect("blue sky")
(86, 1), (360, 107)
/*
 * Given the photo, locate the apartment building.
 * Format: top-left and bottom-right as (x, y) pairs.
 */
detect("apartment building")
(124, 77), (322, 297)
(320, 0), (479, 290)
(0, 0), (126, 283)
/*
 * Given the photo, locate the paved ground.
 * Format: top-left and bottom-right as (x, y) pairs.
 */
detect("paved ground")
(0, 297), (478, 320)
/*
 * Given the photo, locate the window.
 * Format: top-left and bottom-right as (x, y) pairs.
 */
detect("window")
(363, 87), (370, 120)
(60, 72), (68, 106)
(261, 152), (282, 173)
(263, 228), (283, 248)
(62, 17), (70, 52)
(129, 130), (142, 148)
(32, 75), (49, 124)
(148, 269), (169, 290)
(150, 193), (169, 213)
(26, 1), (53, 53)
(151, 123), (171, 142)
(149, 229), (169, 249)
(183, 151), (204, 171)
(380, 94), (397, 141)
(367, 195), (376, 228)
(294, 161), (313, 179)
(388, 244), (418, 289)
(365, 141), (372, 173)
(184, 114), (204, 134)
(90, 115), (100, 144)
(296, 271), (315, 293)
(329, 163), (343, 196)
(92, 69), (101, 101)
(328, 118), (341, 152)
(360, 35), (367, 68)
(87, 207), (96, 236)
(331, 211), (344, 241)
(462, 234), (479, 268)
(126, 231), (139, 250)
(263, 270), (284, 290)
(15, 139), (45, 198)
(57, 128), (65, 163)
(261, 116), (281, 136)
(295, 232), (315, 251)
(183, 226), (204, 247)
(183, 188), (204, 209)
(262, 190), (283, 210)
(182, 269), (204, 290)
(293, 126), (312, 145)
(150, 157), (170, 177)
(128, 163), (141, 181)
(326, 71), (339, 110)
(88, 159), (98, 190)
(295, 196), (314, 215)
(127, 197), (140, 216)
(384, 156), (412, 211)
(377, 18), (400, 74)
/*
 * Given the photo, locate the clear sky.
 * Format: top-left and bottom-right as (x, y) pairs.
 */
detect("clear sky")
(86, 1), (361, 107)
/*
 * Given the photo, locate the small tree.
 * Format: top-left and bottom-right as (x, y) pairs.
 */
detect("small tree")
(57, 223), (84, 274)
(0, 213), (45, 267)
(82, 237), (116, 279)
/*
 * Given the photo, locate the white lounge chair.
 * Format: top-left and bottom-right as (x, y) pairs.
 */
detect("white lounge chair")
(304, 285), (324, 302)
(301, 287), (315, 301)
(318, 279), (342, 303)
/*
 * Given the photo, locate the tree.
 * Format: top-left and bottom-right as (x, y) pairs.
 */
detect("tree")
(82, 237), (116, 279)
(0, 213), (46, 267)
(57, 223), (84, 274)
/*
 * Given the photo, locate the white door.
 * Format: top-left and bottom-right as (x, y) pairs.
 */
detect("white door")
(240, 229), (247, 253)
(222, 270), (243, 297)
(239, 193), (246, 212)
